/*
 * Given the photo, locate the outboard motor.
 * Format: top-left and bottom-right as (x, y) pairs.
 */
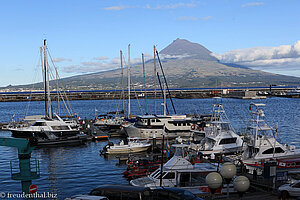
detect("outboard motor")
(100, 142), (114, 154)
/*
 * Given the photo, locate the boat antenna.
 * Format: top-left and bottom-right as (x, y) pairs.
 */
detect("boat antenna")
(155, 50), (176, 114)
(142, 53), (148, 114)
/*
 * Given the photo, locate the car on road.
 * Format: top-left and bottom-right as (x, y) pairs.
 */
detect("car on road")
(278, 180), (300, 198)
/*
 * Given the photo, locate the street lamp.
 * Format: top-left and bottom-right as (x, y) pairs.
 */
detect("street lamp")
(233, 176), (250, 199)
(206, 172), (223, 200)
(220, 162), (237, 199)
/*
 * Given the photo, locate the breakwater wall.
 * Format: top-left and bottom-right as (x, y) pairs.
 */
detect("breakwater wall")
(0, 86), (296, 102)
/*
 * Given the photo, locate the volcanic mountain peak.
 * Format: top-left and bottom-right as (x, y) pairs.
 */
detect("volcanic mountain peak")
(160, 38), (217, 61)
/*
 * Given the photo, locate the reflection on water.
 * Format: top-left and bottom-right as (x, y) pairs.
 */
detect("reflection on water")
(0, 98), (300, 199)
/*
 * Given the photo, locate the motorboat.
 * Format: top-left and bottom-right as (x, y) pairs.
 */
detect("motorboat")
(130, 144), (218, 189)
(190, 103), (244, 155)
(241, 103), (300, 174)
(101, 138), (151, 154)
(286, 87), (300, 96)
(123, 114), (207, 140)
(94, 114), (124, 131)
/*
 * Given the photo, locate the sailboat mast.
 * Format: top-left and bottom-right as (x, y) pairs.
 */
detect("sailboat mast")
(120, 50), (125, 113)
(154, 45), (157, 115)
(43, 40), (52, 119)
(163, 84), (166, 116)
(41, 46), (47, 118)
(128, 44), (131, 118)
(142, 53), (148, 114)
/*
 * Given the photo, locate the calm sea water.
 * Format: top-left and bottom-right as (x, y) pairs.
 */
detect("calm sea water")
(0, 97), (300, 199)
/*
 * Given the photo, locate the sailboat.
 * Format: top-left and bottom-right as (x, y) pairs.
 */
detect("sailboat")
(94, 50), (126, 133)
(8, 40), (87, 146)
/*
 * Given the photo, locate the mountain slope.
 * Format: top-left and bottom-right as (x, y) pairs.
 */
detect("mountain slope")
(3, 38), (300, 90)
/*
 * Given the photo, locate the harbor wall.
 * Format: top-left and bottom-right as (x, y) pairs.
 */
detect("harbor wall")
(0, 87), (295, 102)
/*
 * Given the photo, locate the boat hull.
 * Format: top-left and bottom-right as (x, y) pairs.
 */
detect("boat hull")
(10, 130), (80, 138)
(124, 125), (193, 140)
(36, 136), (87, 147)
(106, 145), (151, 154)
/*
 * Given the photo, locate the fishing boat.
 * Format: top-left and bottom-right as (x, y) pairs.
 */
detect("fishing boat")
(8, 40), (87, 146)
(190, 103), (244, 155)
(241, 103), (300, 174)
(130, 144), (219, 190)
(100, 138), (151, 154)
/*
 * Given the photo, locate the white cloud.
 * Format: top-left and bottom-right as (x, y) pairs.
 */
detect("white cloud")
(212, 41), (300, 74)
(104, 5), (130, 11)
(63, 54), (155, 74)
(160, 53), (191, 59)
(212, 41), (300, 63)
(104, 3), (196, 11)
(161, 3), (195, 9)
(176, 16), (199, 21)
(242, 2), (264, 8)
(202, 16), (211, 21)
(94, 56), (109, 61)
(53, 57), (72, 62)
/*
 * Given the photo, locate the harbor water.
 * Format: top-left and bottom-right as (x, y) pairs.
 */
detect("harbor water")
(0, 97), (300, 199)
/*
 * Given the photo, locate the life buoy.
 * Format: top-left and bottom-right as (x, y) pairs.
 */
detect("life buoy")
(129, 161), (135, 169)
(191, 124), (195, 130)
(200, 186), (209, 192)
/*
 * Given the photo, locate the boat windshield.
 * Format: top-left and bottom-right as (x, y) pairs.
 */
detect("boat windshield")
(221, 123), (230, 130)
(174, 147), (185, 157)
(32, 122), (47, 126)
(51, 126), (70, 130)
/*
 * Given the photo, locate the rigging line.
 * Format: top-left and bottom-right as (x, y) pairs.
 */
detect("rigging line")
(155, 50), (176, 114)
(47, 48), (75, 117)
(157, 72), (169, 115)
(24, 49), (42, 119)
(131, 82), (144, 115)
(122, 54), (144, 115)
(114, 53), (127, 117)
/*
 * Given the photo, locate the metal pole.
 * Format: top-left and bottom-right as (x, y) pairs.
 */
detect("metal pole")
(43, 40), (52, 119)
(227, 183), (229, 200)
(154, 45), (157, 115)
(40, 46), (47, 118)
(155, 50), (176, 114)
(142, 53), (148, 114)
(120, 50), (125, 113)
(128, 44), (131, 118)
(160, 132), (165, 187)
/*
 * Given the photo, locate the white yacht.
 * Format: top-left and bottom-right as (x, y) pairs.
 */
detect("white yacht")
(190, 103), (244, 155)
(8, 40), (86, 146)
(242, 103), (300, 174)
(9, 115), (81, 138)
(123, 115), (205, 140)
(130, 144), (218, 189)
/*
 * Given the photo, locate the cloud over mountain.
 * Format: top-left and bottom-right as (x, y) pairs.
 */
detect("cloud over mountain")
(212, 41), (300, 71)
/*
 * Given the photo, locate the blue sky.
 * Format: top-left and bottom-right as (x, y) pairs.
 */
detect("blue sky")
(0, 0), (299, 87)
